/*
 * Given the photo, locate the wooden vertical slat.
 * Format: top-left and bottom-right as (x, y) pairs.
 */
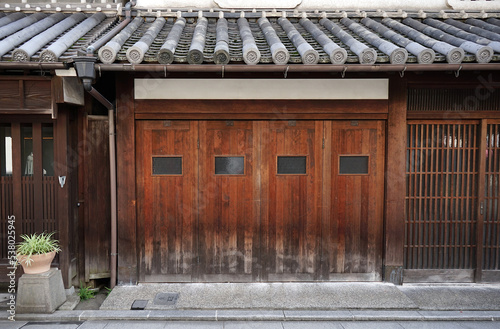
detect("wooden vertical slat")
(252, 121), (262, 281)
(321, 121), (332, 279)
(32, 123), (43, 233)
(11, 123), (22, 245)
(476, 120), (487, 281)
(259, 121), (270, 281)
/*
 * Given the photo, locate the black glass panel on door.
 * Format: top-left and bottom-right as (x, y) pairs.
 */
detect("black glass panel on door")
(215, 156), (244, 175)
(152, 157), (182, 175)
(277, 156), (307, 175)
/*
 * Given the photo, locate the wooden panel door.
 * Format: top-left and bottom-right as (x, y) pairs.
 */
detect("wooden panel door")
(198, 121), (259, 281)
(136, 120), (198, 282)
(323, 121), (385, 280)
(83, 116), (111, 282)
(261, 121), (323, 281)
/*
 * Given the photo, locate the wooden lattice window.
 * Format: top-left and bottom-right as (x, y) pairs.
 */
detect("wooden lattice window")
(405, 122), (479, 270)
(408, 88), (500, 112)
(484, 124), (500, 270)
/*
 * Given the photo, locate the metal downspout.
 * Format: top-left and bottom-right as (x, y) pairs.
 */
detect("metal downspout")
(85, 0), (135, 55)
(108, 106), (117, 290)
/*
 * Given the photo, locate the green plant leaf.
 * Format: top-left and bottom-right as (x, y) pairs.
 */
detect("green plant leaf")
(16, 232), (61, 266)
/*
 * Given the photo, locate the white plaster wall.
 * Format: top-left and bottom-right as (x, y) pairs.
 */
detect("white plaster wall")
(135, 0), (500, 10)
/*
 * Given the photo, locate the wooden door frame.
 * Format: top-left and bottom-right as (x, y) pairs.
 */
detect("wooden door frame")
(120, 74), (391, 284)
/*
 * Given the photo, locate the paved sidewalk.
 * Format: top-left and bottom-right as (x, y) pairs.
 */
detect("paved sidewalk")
(3, 282), (500, 325)
(99, 282), (500, 311)
(2, 320), (500, 328)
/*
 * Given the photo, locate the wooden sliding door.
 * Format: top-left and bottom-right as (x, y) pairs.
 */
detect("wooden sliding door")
(261, 121), (323, 281)
(136, 120), (198, 282)
(198, 121), (259, 281)
(137, 120), (386, 282)
(323, 121), (385, 280)
(482, 120), (500, 282)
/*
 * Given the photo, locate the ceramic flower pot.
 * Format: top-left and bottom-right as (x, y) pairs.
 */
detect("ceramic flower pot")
(17, 250), (56, 274)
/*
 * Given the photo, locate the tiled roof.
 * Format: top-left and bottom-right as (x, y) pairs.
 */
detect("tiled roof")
(1, 7), (500, 67)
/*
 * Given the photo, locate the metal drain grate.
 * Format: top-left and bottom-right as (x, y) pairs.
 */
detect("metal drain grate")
(153, 292), (180, 306)
(131, 299), (148, 310)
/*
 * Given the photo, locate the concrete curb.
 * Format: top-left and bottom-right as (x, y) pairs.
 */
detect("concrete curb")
(14, 309), (500, 322)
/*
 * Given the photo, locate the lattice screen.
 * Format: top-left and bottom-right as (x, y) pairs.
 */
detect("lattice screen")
(405, 122), (478, 269)
(484, 124), (500, 270)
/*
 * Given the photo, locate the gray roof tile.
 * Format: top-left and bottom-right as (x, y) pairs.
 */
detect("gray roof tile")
(1, 9), (500, 66)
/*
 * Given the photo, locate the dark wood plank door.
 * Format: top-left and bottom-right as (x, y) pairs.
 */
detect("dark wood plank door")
(261, 121), (323, 281)
(136, 120), (198, 282)
(83, 116), (111, 282)
(198, 121), (259, 281)
(323, 120), (385, 280)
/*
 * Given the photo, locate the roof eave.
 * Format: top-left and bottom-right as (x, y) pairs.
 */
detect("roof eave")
(1, 62), (499, 74)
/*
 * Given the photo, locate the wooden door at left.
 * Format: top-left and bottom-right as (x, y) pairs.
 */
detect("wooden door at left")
(136, 120), (198, 282)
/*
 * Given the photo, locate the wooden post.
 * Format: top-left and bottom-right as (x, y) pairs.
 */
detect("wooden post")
(476, 119), (487, 282)
(384, 76), (407, 285)
(115, 73), (137, 285)
(54, 107), (70, 288)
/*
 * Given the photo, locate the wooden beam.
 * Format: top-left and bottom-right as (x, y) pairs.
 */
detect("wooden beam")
(135, 99), (389, 115)
(384, 76), (407, 284)
(404, 269), (475, 283)
(116, 73), (138, 285)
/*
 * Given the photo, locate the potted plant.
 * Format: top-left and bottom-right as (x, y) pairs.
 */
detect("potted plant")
(16, 232), (61, 274)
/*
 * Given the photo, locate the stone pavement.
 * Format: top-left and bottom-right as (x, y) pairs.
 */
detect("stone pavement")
(1, 320), (500, 328)
(1, 283), (500, 327)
